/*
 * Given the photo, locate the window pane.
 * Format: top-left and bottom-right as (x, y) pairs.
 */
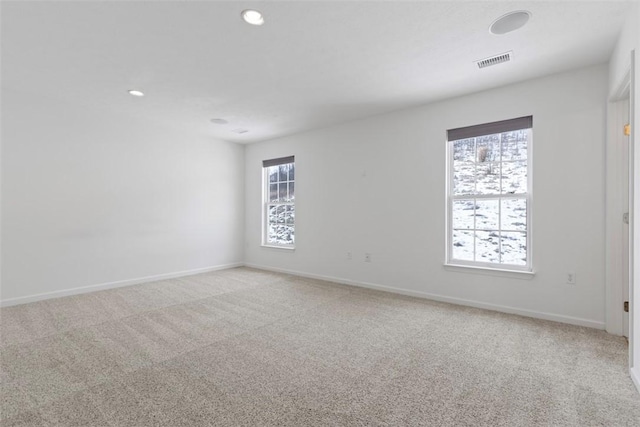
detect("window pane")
(279, 164), (289, 181)
(475, 199), (499, 230)
(501, 160), (527, 194)
(267, 222), (278, 243)
(270, 224), (293, 245)
(267, 205), (295, 245)
(453, 163), (475, 195)
(288, 182), (295, 200)
(285, 205), (295, 225)
(280, 225), (294, 244)
(500, 232), (527, 265)
(453, 139), (475, 195)
(289, 163), (295, 181)
(269, 184), (278, 202)
(269, 166), (278, 183)
(268, 205), (278, 224)
(501, 199), (527, 231)
(501, 130), (527, 161)
(274, 225), (284, 244)
(452, 200), (474, 229)
(476, 162), (500, 195)
(267, 210), (278, 243)
(276, 205), (286, 223)
(278, 183), (287, 202)
(476, 134), (500, 163)
(452, 230), (474, 261)
(453, 139), (475, 163)
(277, 226), (287, 244)
(476, 231), (499, 263)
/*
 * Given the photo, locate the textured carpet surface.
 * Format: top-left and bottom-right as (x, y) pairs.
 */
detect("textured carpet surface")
(1, 267), (639, 426)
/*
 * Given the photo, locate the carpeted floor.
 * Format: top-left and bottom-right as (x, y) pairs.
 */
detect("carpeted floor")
(1, 267), (640, 426)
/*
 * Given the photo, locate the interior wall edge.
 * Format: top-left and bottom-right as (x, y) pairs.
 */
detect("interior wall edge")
(244, 263), (606, 330)
(0, 262), (243, 308)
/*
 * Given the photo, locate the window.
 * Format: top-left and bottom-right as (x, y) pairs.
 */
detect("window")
(446, 116), (532, 271)
(263, 156), (295, 247)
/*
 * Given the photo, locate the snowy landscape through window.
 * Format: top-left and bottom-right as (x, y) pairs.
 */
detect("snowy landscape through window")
(447, 117), (532, 270)
(263, 156), (295, 247)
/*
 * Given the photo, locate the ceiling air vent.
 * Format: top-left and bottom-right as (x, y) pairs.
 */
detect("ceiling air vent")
(475, 51), (513, 69)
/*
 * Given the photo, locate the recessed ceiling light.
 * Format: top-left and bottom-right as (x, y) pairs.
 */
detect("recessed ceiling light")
(210, 118), (228, 125)
(128, 89), (144, 97)
(241, 9), (264, 26)
(490, 11), (531, 35)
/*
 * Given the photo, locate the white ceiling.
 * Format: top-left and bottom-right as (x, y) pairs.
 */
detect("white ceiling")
(1, 0), (631, 143)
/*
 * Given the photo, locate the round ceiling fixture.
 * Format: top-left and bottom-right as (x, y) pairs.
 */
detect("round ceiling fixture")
(128, 89), (144, 97)
(241, 9), (264, 26)
(490, 11), (531, 35)
(210, 118), (228, 125)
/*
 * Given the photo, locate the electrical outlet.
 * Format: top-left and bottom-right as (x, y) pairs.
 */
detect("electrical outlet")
(365, 253), (372, 263)
(566, 272), (576, 284)
(347, 252), (352, 260)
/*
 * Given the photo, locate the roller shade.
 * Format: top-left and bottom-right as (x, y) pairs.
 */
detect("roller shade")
(263, 156), (295, 168)
(447, 116), (532, 141)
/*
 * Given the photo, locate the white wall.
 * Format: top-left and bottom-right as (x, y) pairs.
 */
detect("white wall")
(1, 87), (245, 303)
(245, 64), (608, 328)
(609, 2), (638, 98)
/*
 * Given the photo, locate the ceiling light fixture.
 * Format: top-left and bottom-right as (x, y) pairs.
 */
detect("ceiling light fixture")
(210, 118), (228, 125)
(490, 11), (531, 35)
(241, 9), (264, 26)
(128, 89), (144, 97)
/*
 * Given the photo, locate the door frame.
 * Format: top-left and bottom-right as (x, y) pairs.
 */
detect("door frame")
(606, 65), (631, 337)
(629, 50), (640, 391)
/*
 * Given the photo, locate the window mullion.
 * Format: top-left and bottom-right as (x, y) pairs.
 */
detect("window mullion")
(497, 132), (502, 264)
(452, 193), (526, 200)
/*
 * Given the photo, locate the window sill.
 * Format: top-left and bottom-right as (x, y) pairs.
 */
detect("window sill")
(443, 263), (535, 280)
(261, 244), (295, 251)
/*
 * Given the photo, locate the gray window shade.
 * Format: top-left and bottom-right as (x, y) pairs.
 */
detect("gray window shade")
(263, 156), (294, 168)
(447, 116), (532, 141)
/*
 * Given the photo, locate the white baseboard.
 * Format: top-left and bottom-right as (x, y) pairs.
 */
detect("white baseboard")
(3, 261), (606, 330)
(631, 367), (640, 393)
(0, 262), (243, 307)
(244, 263), (606, 330)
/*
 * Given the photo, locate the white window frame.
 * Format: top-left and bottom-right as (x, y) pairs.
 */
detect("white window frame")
(262, 157), (295, 249)
(445, 118), (533, 273)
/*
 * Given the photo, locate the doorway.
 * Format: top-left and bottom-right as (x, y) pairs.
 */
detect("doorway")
(618, 96), (631, 338)
(607, 73), (632, 339)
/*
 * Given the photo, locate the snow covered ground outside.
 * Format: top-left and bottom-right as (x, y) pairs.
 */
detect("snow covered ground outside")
(266, 163), (295, 245)
(450, 131), (528, 266)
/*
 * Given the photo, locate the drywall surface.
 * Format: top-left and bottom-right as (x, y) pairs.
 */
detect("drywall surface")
(245, 64), (608, 327)
(1, 88), (244, 302)
(609, 1), (638, 97)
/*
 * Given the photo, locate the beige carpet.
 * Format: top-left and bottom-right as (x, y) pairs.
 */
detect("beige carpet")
(1, 267), (639, 426)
